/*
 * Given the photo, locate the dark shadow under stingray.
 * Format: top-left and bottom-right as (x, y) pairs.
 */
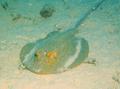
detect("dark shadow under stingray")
(20, 0), (105, 74)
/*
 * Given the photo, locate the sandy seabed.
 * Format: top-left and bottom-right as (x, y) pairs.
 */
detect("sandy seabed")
(0, 0), (120, 89)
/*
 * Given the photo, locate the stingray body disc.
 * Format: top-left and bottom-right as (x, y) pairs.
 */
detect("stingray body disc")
(20, 31), (89, 74)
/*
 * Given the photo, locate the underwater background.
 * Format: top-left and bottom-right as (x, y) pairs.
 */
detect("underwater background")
(0, 0), (120, 89)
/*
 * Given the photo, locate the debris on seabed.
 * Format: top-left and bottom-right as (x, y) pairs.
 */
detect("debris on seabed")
(40, 4), (55, 18)
(12, 14), (22, 21)
(83, 58), (96, 66)
(111, 71), (120, 89)
(1, 1), (8, 10)
(112, 71), (120, 84)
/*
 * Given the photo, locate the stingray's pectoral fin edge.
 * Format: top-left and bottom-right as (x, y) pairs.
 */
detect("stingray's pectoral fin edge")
(20, 42), (35, 62)
(69, 37), (89, 68)
(45, 30), (60, 38)
(35, 30), (60, 43)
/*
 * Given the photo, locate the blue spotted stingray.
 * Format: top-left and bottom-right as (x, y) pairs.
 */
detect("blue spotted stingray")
(20, 0), (105, 74)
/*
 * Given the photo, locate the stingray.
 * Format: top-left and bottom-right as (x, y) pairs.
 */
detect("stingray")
(20, 0), (105, 74)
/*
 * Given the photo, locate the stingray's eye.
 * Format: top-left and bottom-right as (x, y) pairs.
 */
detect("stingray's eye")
(34, 51), (41, 59)
(46, 51), (57, 59)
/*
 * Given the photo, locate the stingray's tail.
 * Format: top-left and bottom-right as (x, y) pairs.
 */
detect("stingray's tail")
(70, 0), (105, 33)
